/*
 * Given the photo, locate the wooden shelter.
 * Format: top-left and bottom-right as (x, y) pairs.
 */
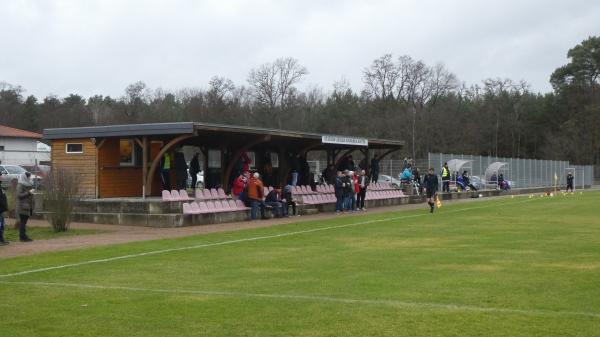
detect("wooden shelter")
(43, 122), (404, 198)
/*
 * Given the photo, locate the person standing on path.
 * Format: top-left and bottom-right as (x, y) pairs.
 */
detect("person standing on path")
(16, 172), (35, 242)
(0, 171), (8, 245)
(357, 170), (368, 211)
(441, 162), (450, 193)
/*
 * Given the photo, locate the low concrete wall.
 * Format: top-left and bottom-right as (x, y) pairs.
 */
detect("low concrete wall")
(42, 186), (578, 228)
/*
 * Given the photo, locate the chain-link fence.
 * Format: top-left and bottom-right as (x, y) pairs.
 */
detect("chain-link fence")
(427, 153), (593, 189)
(309, 153), (594, 189)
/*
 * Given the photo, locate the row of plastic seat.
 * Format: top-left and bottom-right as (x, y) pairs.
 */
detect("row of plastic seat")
(369, 182), (396, 190)
(302, 190), (405, 205)
(303, 194), (336, 204)
(183, 199), (250, 214)
(195, 188), (229, 200)
(366, 190), (405, 199)
(162, 190), (194, 201)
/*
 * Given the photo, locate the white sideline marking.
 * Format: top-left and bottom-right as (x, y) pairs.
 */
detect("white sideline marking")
(1, 280), (599, 319)
(0, 197), (536, 279)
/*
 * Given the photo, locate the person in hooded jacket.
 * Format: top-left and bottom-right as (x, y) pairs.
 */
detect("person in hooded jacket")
(16, 172), (35, 242)
(0, 171), (8, 245)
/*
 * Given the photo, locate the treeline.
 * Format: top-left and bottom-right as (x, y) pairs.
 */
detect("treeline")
(1, 37), (598, 165)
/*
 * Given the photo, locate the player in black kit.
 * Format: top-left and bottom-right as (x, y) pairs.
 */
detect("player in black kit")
(423, 168), (439, 213)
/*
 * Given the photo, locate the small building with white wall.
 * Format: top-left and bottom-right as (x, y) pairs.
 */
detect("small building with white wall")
(0, 124), (50, 165)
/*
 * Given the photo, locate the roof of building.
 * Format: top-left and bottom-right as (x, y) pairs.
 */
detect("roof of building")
(43, 122), (404, 149)
(0, 124), (42, 139)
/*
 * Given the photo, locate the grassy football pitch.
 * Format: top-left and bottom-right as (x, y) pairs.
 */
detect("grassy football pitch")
(1, 191), (599, 336)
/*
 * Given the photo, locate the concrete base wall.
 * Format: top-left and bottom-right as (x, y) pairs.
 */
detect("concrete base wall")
(42, 186), (582, 228)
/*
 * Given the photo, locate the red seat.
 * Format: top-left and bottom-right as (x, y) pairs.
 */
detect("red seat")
(217, 188), (228, 199)
(210, 188), (219, 199)
(203, 189), (213, 199)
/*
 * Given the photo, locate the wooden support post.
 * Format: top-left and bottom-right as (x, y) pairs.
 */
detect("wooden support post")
(142, 136), (148, 198)
(146, 134), (195, 196)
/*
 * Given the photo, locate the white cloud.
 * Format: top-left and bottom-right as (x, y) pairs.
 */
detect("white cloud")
(0, 0), (598, 98)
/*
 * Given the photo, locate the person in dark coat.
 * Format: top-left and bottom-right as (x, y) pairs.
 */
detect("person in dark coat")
(299, 155), (310, 186)
(173, 150), (188, 190)
(342, 170), (354, 212)
(265, 188), (285, 217)
(189, 152), (201, 190)
(423, 168), (439, 213)
(16, 172), (35, 242)
(0, 171), (8, 245)
(334, 171), (344, 213)
(370, 155), (380, 183)
(566, 172), (574, 192)
(357, 170), (369, 211)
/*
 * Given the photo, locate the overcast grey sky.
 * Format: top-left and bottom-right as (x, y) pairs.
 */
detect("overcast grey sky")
(1, 0), (598, 98)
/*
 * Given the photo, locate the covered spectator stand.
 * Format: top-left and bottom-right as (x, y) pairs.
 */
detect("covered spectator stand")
(43, 122), (404, 199)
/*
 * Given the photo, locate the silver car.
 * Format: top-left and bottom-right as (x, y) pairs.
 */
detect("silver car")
(0, 164), (43, 188)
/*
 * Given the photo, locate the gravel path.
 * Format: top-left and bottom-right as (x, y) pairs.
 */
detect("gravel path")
(0, 196), (494, 259)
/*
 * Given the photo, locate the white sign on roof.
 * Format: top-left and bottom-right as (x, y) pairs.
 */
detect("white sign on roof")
(322, 135), (368, 146)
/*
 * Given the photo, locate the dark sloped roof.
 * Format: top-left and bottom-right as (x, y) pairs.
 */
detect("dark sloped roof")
(43, 122), (404, 148)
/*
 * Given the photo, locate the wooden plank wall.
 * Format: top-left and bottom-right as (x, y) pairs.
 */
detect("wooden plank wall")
(98, 138), (143, 197)
(51, 139), (97, 198)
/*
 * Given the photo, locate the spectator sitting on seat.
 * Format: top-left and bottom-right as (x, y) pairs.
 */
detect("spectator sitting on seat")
(498, 173), (510, 190)
(265, 187), (285, 217)
(461, 171), (478, 191)
(247, 172), (267, 220)
(282, 185), (299, 216)
(232, 172), (249, 200)
(400, 165), (413, 183)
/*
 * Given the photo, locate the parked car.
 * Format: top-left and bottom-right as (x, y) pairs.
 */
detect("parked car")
(19, 164), (51, 178)
(0, 164), (43, 188)
(379, 174), (402, 187)
(186, 170), (204, 189)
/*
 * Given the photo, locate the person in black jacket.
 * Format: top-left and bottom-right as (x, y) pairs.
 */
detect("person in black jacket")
(0, 171), (8, 245)
(265, 188), (285, 217)
(423, 168), (439, 213)
(334, 171), (344, 213)
(189, 152), (201, 191)
(370, 155), (380, 183)
(173, 150), (188, 190)
(566, 172), (574, 192)
(342, 170), (354, 212)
